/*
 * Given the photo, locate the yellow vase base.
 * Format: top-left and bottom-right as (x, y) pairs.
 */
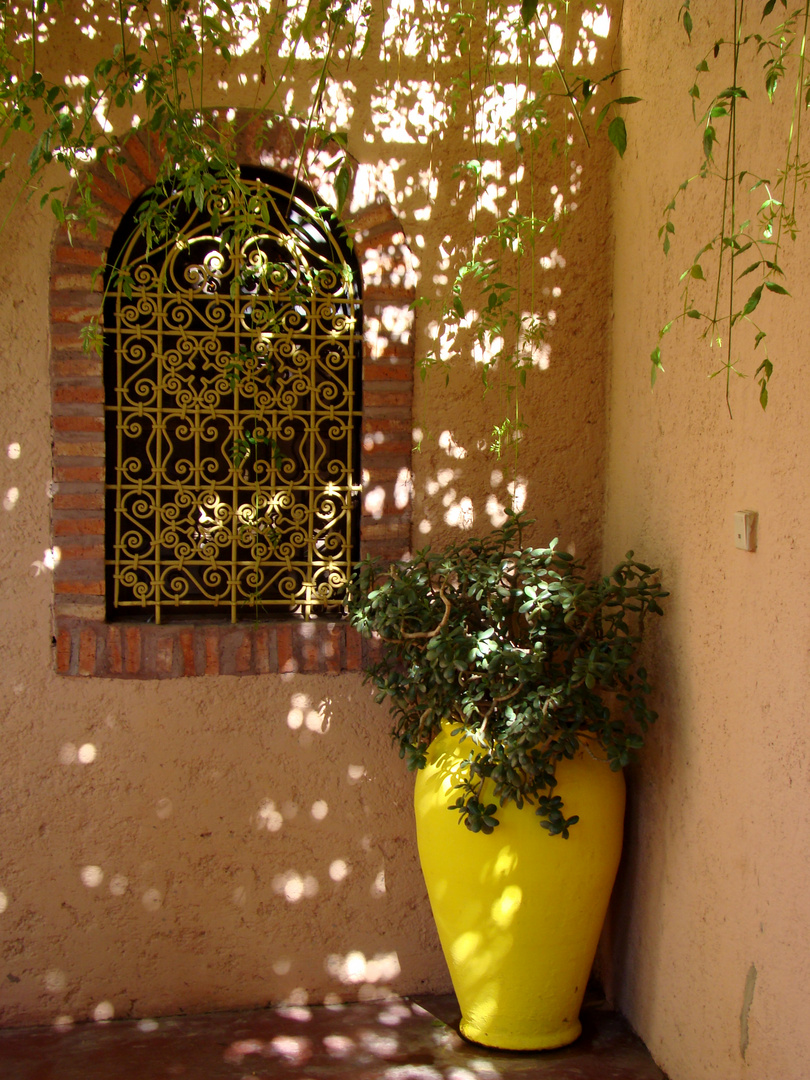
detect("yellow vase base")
(459, 1015), (582, 1052)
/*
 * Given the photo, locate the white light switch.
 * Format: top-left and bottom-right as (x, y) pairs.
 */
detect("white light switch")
(734, 510), (757, 552)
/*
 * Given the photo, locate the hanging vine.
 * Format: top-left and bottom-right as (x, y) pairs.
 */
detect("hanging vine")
(653, 0), (810, 414)
(0, 0), (633, 460)
(412, 0), (634, 463)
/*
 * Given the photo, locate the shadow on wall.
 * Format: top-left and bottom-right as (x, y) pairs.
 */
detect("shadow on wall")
(598, 599), (681, 1024)
(28, 0), (616, 545)
(0, 682), (436, 1028)
(3, 422), (596, 1027)
(0, 0), (619, 1034)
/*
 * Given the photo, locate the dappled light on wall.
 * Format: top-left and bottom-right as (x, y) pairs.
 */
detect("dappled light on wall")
(329, 858), (350, 882)
(326, 949), (401, 987)
(93, 1000), (115, 1022)
(0, 0), (629, 1036)
(0, 667), (450, 1024)
(31, 546), (60, 577)
(44, 969), (66, 994)
(287, 692), (329, 732)
(80, 865), (104, 889)
(109, 875), (128, 897)
(273, 869), (319, 903)
(59, 742), (96, 765)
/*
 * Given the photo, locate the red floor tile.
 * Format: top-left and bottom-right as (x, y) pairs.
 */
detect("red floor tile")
(0, 993), (668, 1080)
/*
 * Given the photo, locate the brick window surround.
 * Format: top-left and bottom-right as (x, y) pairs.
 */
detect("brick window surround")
(51, 114), (414, 678)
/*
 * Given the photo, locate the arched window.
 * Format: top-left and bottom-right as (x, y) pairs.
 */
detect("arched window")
(52, 118), (414, 677)
(104, 168), (362, 623)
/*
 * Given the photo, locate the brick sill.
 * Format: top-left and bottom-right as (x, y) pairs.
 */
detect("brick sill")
(50, 119), (415, 680)
(54, 617), (372, 678)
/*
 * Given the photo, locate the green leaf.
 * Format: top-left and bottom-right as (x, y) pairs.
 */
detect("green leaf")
(520, 0), (539, 25)
(765, 281), (789, 295)
(703, 124), (716, 160)
(742, 284), (764, 315)
(608, 116), (627, 157)
(717, 86), (749, 101)
(335, 164), (351, 213)
(755, 358), (773, 409)
(737, 260), (761, 280)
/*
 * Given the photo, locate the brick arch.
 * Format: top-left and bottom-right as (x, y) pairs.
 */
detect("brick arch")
(51, 115), (413, 677)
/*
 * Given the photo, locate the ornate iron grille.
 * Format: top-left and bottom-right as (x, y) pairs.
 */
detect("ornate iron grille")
(104, 170), (362, 623)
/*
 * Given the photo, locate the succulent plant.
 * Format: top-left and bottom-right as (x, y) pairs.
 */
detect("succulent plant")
(347, 511), (667, 836)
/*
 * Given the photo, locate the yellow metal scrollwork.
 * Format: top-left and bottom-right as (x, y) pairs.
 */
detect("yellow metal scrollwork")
(105, 173), (362, 623)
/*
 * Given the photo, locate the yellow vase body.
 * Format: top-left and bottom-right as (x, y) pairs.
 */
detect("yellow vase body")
(413, 725), (626, 1050)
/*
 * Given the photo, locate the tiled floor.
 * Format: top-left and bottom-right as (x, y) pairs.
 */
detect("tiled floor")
(1, 992), (668, 1080)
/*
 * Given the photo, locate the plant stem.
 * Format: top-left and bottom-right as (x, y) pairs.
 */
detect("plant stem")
(198, 0), (205, 115)
(164, 0), (182, 109)
(724, 0), (741, 416)
(536, 4), (589, 147)
(789, 3), (810, 219)
(774, 0), (810, 261)
(291, 16), (341, 204)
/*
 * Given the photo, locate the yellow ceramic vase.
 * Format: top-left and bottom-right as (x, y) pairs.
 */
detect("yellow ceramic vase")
(413, 725), (626, 1050)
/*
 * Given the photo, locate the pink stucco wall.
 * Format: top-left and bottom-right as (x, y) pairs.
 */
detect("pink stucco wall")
(605, 4), (810, 1078)
(0, 2), (615, 1027)
(8, 7), (807, 1074)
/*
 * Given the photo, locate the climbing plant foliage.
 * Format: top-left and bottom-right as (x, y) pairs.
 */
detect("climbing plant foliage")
(654, 0), (810, 413)
(0, 0), (632, 452)
(4, 2), (803, 417)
